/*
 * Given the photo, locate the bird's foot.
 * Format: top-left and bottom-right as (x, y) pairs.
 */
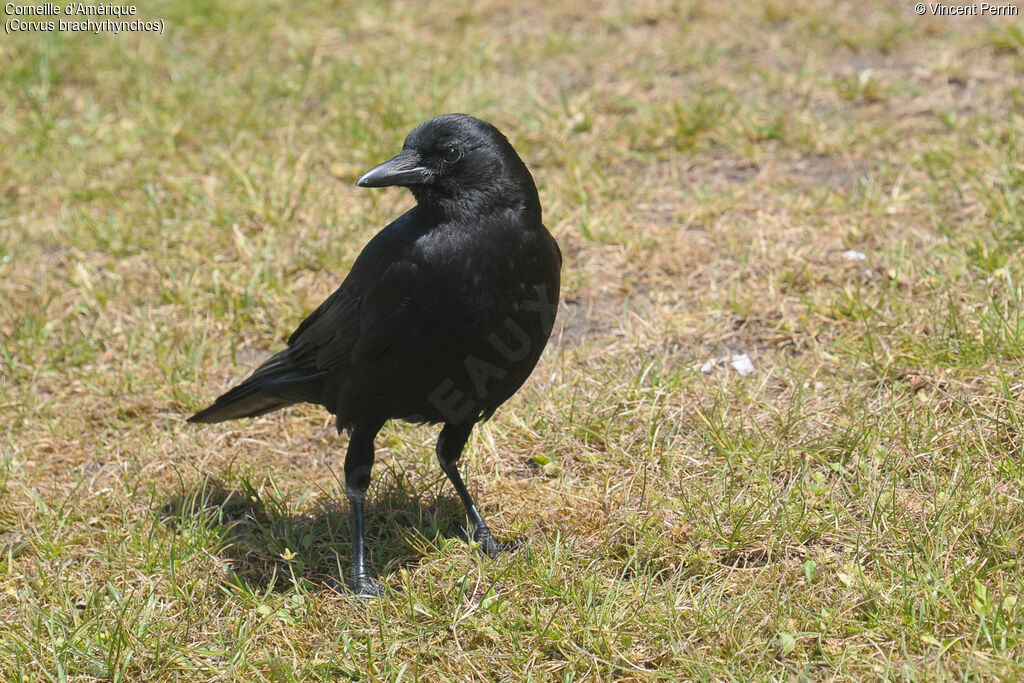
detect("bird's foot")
(467, 524), (526, 558)
(320, 573), (396, 598)
(351, 573), (391, 597)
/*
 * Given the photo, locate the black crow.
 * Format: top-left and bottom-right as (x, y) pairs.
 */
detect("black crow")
(189, 114), (561, 596)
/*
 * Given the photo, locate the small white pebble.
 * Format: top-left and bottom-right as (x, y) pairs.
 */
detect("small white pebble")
(731, 353), (755, 376)
(842, 250), (868, 261)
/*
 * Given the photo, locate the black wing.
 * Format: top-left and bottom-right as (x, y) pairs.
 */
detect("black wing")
(188, 261), (419, 423)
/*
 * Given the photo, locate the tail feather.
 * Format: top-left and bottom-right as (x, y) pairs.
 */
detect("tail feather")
(188, 365), (329, 424)
(188, 386), (295, 424)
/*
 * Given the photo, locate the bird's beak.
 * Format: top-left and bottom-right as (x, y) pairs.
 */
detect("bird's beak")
(356, 149), (432, 188)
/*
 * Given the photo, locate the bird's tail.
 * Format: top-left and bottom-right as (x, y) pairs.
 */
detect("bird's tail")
(188, 351), (327, 424)
(187, 385), (296, 423)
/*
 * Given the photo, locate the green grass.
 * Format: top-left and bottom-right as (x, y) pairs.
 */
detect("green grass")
(3, 0), (1024, 678)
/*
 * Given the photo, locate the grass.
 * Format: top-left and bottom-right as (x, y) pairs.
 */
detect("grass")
(2, 0), (1024, 678)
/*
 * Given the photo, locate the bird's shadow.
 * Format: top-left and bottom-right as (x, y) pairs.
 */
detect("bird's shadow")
(160, 466), (467, 594)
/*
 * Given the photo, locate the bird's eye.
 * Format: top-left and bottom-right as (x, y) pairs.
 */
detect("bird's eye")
(442, 146), (462, 164)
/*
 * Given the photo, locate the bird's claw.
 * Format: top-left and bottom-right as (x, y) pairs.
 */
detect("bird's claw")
(320, 574), (398, 598)
(351, 574), (391, 597)
(470, 525), (526, 557)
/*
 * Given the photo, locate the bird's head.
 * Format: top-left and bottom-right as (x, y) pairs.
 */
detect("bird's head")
(357, 114), (540, 218)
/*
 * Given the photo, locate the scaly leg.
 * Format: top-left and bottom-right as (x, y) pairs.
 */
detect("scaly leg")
(343, 419), (388, 596)
(436, 422), (524, 556)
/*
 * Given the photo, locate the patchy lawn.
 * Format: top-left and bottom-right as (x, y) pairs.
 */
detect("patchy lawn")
(2, 0), (1024, 678)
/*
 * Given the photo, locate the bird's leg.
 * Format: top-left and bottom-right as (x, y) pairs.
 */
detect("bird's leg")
(436, 422), (524, 557)
(343, 420), (388, 597)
